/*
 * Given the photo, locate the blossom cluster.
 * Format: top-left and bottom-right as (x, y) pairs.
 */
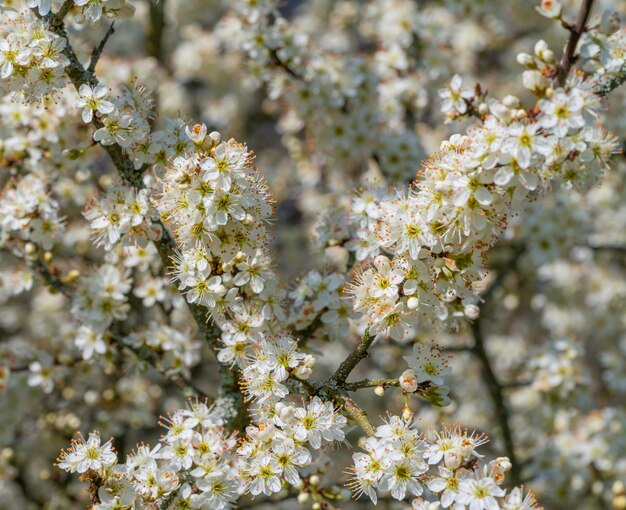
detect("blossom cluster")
(57, 396), (346, 508)
(330, 49), (620, 339)
(0, 10), (69, 99)
(1, 0), (625, 509)
(350, 418), (536, 509)
(26, 0), (135, 23)
(0, 173), (64, 250)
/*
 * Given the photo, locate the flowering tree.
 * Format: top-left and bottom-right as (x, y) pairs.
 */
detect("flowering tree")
(1, 0), (625, 508)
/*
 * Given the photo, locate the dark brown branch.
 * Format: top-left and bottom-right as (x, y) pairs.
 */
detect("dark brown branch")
(468, 246), (526, 486)
(342, 377), (400, 391)
(556, 0), (595, 86)
(327, 328), (375, 386)
(27, 258), (73, 298)
(268, 47), (304, 81)
(88, 22), (115, 74)
(470, 318), (520, 485)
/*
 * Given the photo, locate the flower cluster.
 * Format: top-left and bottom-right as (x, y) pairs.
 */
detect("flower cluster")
(130, 323), (201, 375)
(57, 431), (117, 474)
(0, 173), (64, 251)
(58, 397), (346, 508)
(350, 419), (536, 509)
(157, 129), (282, 365)
(288, 270), (356, 338)
(0, 10), (69, 99)
(27, 0), (135, 23)
(338, 50), (620, 339)
(239, 396), (346, 495)
(84, 185), (156, 250)
(71, 264), (130, 357)
(241, 333), (314, 403)
(225, 0), (425, 182)
(530, 338), (583, 398)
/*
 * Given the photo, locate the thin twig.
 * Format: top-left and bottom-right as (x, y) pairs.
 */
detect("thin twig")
(87, 22), (115, 74)
(468, 247), (525, 486)
(343, 378), (400, 391)
(470, 319), (520, 485)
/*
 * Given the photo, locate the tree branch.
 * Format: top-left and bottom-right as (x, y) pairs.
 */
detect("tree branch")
(38, 8), (249, 430)
(467, 247), (525, 486)
(593, 64), (626, 96)
(88, 22), (115, 74)
(327, 328), (375, 387)
(556, 0), (595, 86)
(470, 318), (520, 485)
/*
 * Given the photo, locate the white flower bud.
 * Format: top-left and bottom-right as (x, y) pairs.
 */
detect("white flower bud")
(516, 52), (535, 67)
(534, 40), (549, 57)
(407, 296), (419, 310)
(444, 450), (462, 470)
(522, 71), (550, 93)
(542, 49), (556, 63)
(208, 131), (221, 148)
(502, 95), (520, 108)
(374, 385), (385, 396)
(464, 304), (480, 320)
(297, 492), (309, 504)
(309, 475), (320, 487)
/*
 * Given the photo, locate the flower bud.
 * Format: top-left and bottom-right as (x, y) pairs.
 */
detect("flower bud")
(297, 492), (309, 504)
(374, 385), (385, 396)
(25, 242), (37, 255)
(444, 450), (462, 470)
(534, 40), (549, 57)
(208, 131), (221, 148)
(516, 52), (535, 67)
(407, 296), (419, 310)
(502, 95), (520, 108)
(309, 475), (320, 487)
(542, 49), (556, 63)
(402, 406), (414, 422)
(464, 304), (480, 320)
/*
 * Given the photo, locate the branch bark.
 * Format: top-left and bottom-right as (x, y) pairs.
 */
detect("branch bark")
(327, 328), (375, 387)
(556, 0), (595, 86)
